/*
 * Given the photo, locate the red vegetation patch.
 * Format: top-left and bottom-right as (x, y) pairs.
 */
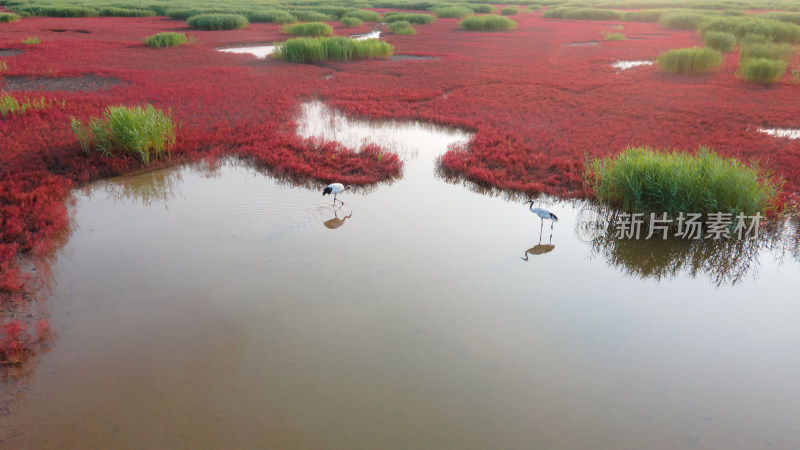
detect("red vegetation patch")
(2, 14), (800, 314)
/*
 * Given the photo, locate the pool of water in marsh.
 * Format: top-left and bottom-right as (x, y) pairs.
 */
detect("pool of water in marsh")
(3, 102), (800, 449)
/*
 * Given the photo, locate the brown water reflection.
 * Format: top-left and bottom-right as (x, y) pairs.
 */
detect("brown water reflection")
(3, 103), (800, 448)
(323, 207), (353, 230)
(586, 206), (799, 287)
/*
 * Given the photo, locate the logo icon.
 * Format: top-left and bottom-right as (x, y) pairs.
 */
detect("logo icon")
(575, 208), (609, 242)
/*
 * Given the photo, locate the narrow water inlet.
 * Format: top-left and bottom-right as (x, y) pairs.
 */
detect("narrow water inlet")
(350, 30), (381, 40)
(216, 44), (276, 58)
(758, 127), (800, 139)
(612, 60), (653, 70)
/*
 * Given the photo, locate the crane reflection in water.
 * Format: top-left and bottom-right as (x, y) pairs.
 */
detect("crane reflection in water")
(323, 206), (352, 230)
(521, 231), (556, 261)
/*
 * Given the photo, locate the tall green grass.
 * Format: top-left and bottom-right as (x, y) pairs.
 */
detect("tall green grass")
(98, 7), (155, 17)
(469, 4), (495, 14)
(144, 32), (188, 48)
(700, 17), (800, 44)
(739, 57), (787, 83)
(761, 12), (800, 26)
(187, 14), (249, 31)
(500, 6), (519, 15)
(544, 7), (622, 21)
(604, 32), (626, 40)
(658, 11), (712, 30)
(740, 42), (795, 61)
(657, 47), (721, 74)
(740, 33), (770, 45)
(71, 104), (176, 164)
(11, 5), (98, 17)
(22, 36), (41, 45)
(290, 10), (333, 22)
(431, 5), (472, 18)
(247, 10), (297, 24)
(343, 9), (381, 22)
(341, 16), (362, 27)
(0, 60), (7, 73)
(274, 36), (393, 63)
(1, 92), (59, 117)
(387, 20), (416, 34)
(458, 14), (516, 31)
(284, 22), (334, 36)
(383, 12), (435, 24)
(704, 31), (736, 52)
(0, 12), (20, 22)
(586, 146), (780, 217)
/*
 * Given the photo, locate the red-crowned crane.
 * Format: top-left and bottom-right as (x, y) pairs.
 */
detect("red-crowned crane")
(323, 183), (351, 205)
(526, 200), (558, 229)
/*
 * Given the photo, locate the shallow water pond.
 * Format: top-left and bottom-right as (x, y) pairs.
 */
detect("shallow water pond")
(3, 102), (800, 448)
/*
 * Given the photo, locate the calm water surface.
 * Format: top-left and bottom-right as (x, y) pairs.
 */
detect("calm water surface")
(2, 102), (800, 448)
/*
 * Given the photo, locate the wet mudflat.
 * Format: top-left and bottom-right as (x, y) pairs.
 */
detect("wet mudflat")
(2, 103), (800, 448)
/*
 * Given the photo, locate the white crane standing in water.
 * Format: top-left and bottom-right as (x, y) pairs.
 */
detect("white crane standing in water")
(526, 200), (558, 229)
(323, 183), (351, 205)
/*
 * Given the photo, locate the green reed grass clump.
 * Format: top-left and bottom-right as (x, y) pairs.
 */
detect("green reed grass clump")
(500, 6), (519, 15)
(0, 12), (20, 22)
(470, 4), (495, 14)
(604, 32), (625, 40)
(544, 7), (622, 21)
(431, 6), (472, 18)
(704, 31), (736, 51)
(739, 57), (787, 83)
(526, 5), (543, 12)
(343, 9), (381, 22)
(144, 32), (188, 48)
(384, 12), (435, 24)
(247, 10), (297, 24)
(387, 20), (416, 34)
(290, 10), (333, 22)
(761, 12), (800, 26)
(341, 17), (363, 27)
(98, 7), (155, 17)
(0, 60), (7, 72)
(657, 47), (721, 74)
(586, 146), (780, 217)
(71, 104), (175, 164)
(658, 11), (712, 30)
(740, 42), (795, 61)
(0, 92), (56, 117)
(740, 33), (770, 45)
(22, 36), (41, 45)
(620, 9), (664, 22)
(458, 14), (516, 31)
(284, 22), (334, 36)
(275, 36), (393, 63)
(700, 17), (800, 44)
(12, 5), (98, 18)
(187, 14), (248, 31)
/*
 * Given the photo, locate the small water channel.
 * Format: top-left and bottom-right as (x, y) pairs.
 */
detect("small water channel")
(216, 44), (276, 58)
(612, 60), (653, 71)
(758, 127), (800, 140)
(2, 102), (800, 448)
